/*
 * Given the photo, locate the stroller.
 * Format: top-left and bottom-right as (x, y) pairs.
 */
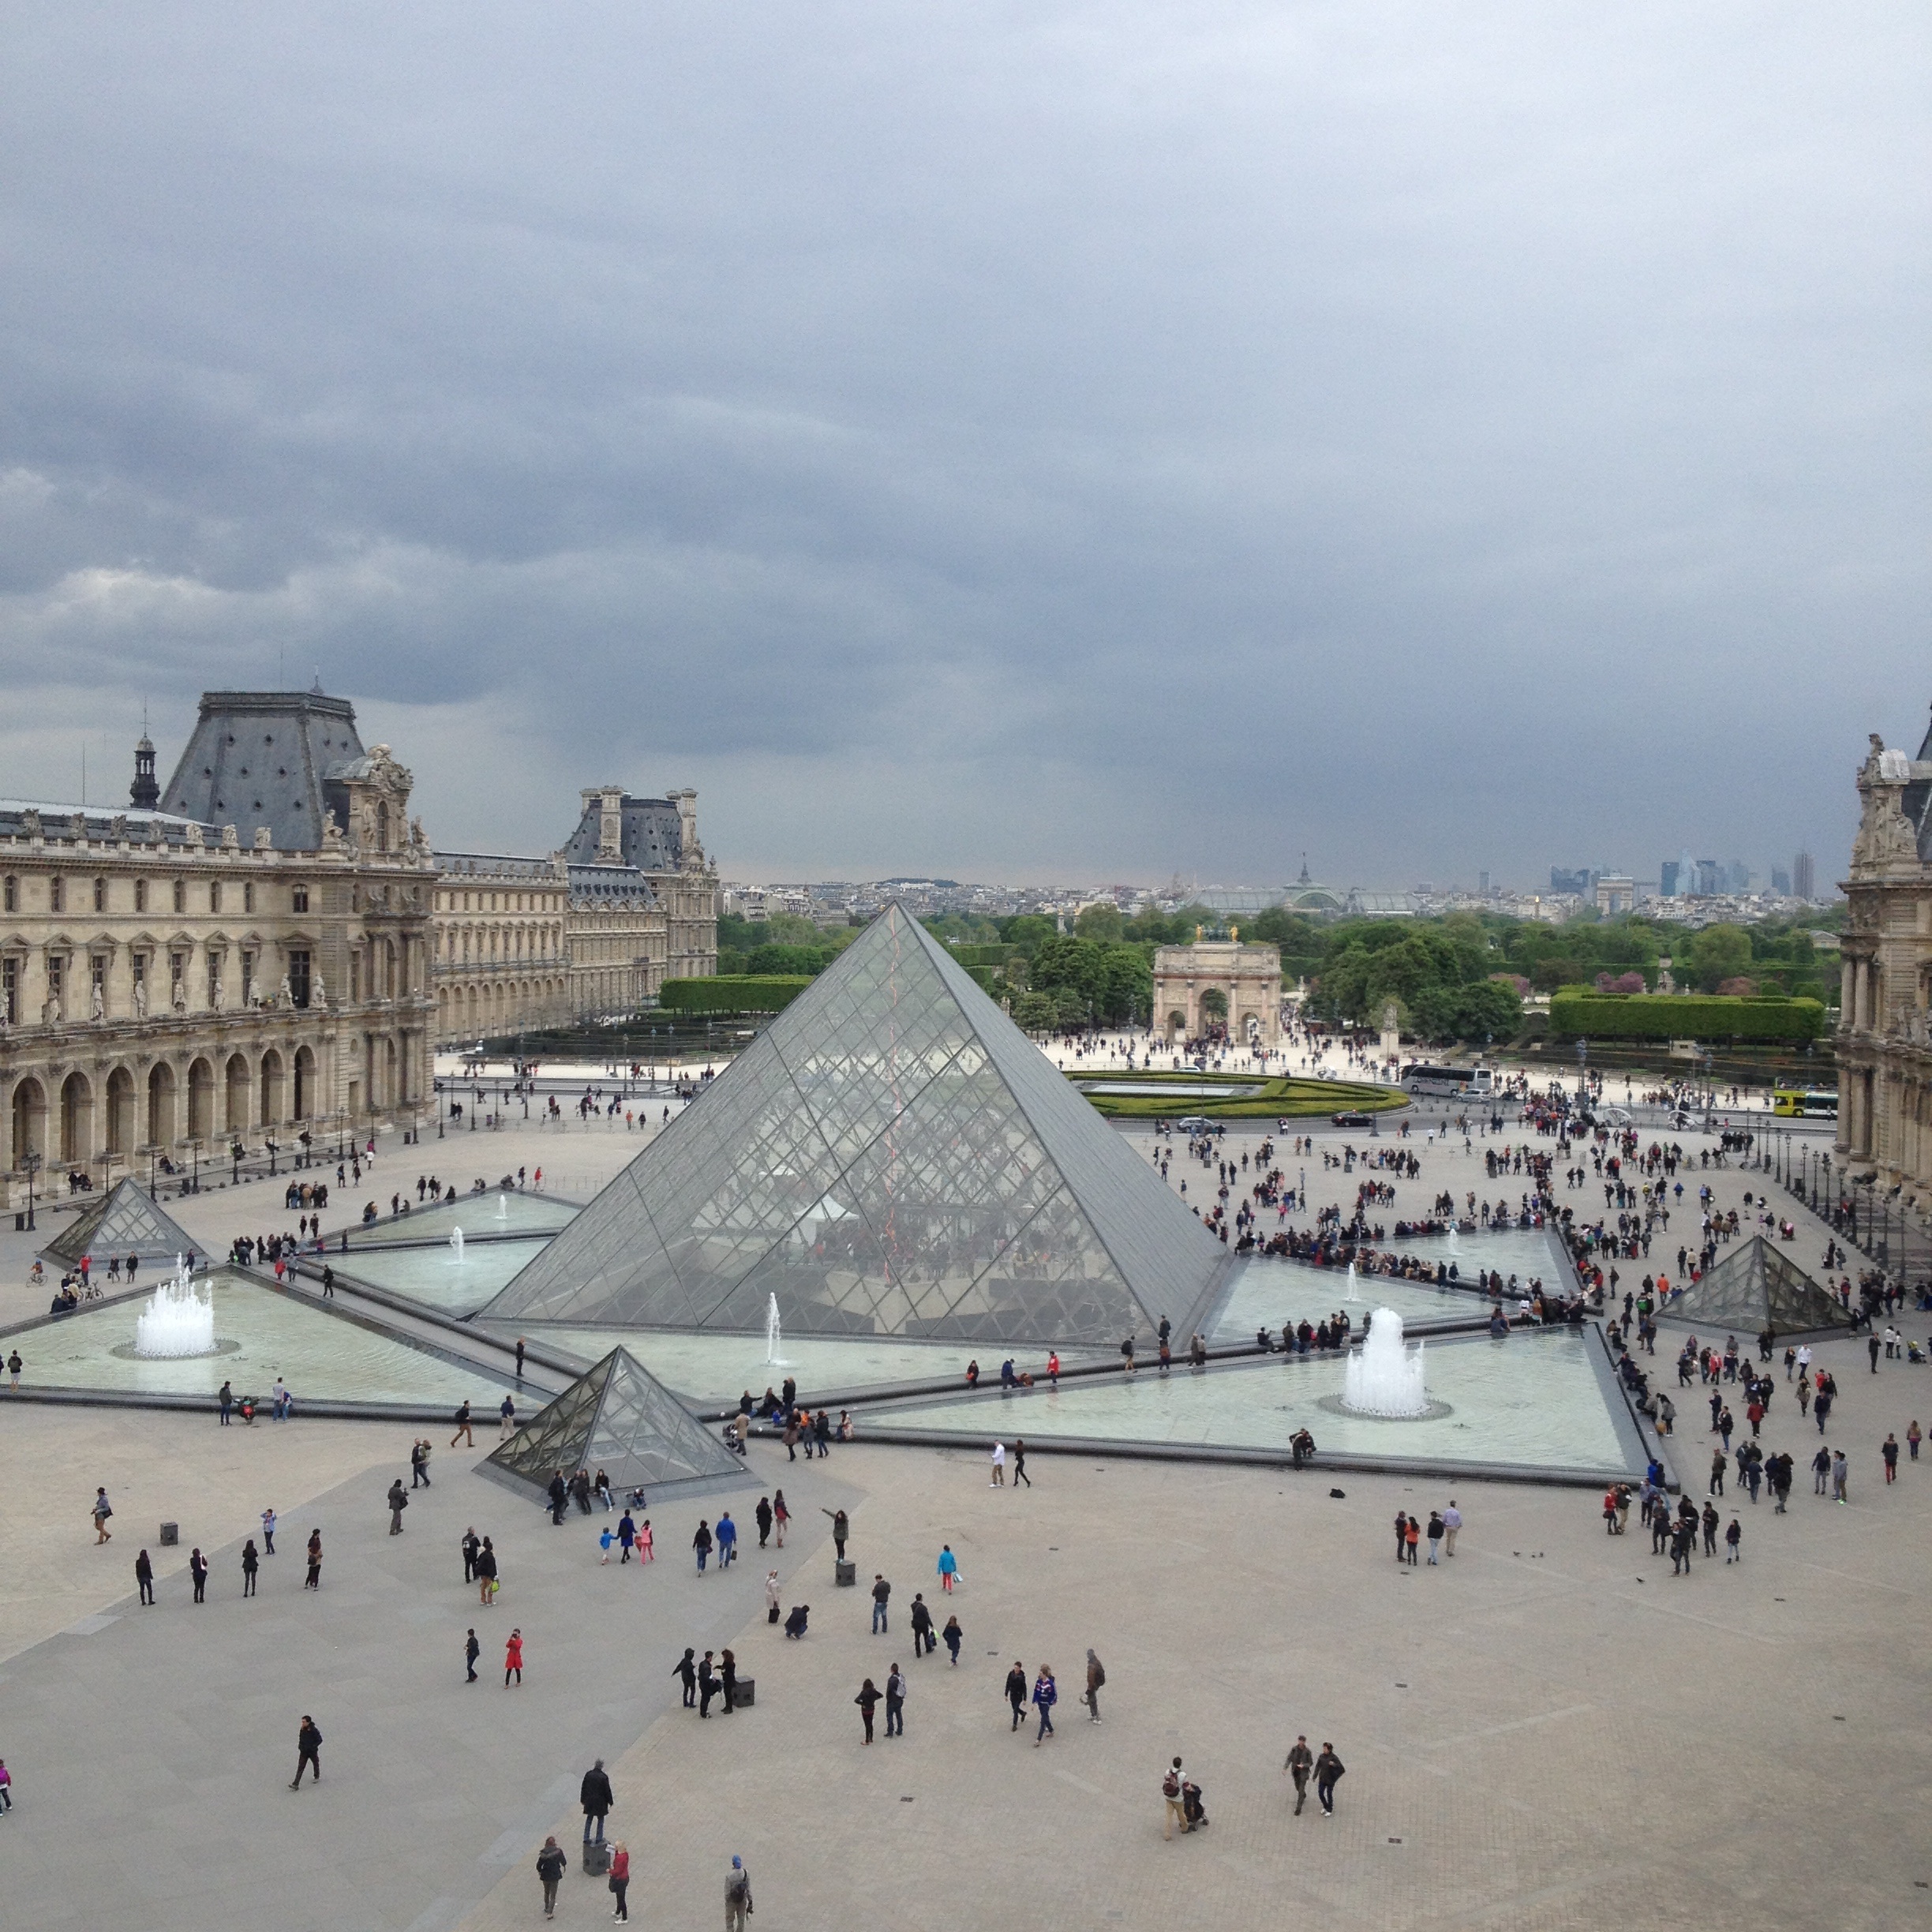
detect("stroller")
(1908, 1339), (1927, 1366)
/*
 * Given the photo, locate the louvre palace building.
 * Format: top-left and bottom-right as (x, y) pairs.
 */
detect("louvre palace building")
(0, 687), (715, 1208)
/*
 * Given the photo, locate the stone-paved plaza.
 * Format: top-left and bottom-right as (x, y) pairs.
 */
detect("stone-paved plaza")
(2, 1097), (1929, 1930)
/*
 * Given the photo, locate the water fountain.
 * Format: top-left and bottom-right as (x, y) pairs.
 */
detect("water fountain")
(1344, 1261), (1359, 1301)
(1445, 1224), (1459, 1254)
(1341, 1308), (1429, 1417)
(450, 1226), (465, 1260)
(764, 1293), (790, 1367)
(133, 1262), (217, 1360)
(496, 1193), (508, 1220)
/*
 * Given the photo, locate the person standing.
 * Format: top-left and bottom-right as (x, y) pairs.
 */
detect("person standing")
(1724, 1518), (1743, 1563)
(1403, 1516), (1421, 1565)
(821, 1506), (848, 1561)
(990, 1441), (1005, 1487)
(721, 1649), (738, 1713)
(1910, 1420), (1923, 1462)
(535, 1837), (567, 1919)
(1005, 1661), (1028, 1731)
(856, 1676), (880, 1743)
(1313, 1743), (1345, 1817)
(1083, 1649), (1105, 1722)
(756, 1495), (773, 1548)
(92, 1487), (114, 1544)
(1284, 1735), (1314, 1814)
(242, 1538), (260, 1597)
(476, 1537), (498, 1604)
(290, 1714), (322, 1789)
(305, 1529), (323, 1590)
(462, 1526), (481, 1583)
(261, 1507), (276, 1555)
(580, 1758), (612, 1844)
(217, 1379), (232, 1425)
(504, 1627), (525, 1684)
(937, 1546), (958, 1593)
(716, 1511), (738, 1568)
(885, 1663), (906, 1737)
(674, 1647), (698, 1708)
(1441, 1500), (1461, 1556)
(1163, 1756), (1189, 1838)
(189, 1548), (208, 1603)
(1425, 1511), (1445, 1564)
(608, 1841), (631, 1921)
(465, 1629), (480, 1683)
(1832, 1449), (1849, 1503)
(698, 1652), (719, 1717)
(871, 1573), (891, 1633)
(693, 1519), (713, 1574)
(1032, 1665), (1057, 1745)
(1393, 1511), (1408, 1562)
(766, 1569), (783, 1625)
(388, 1478), (409, 1534)
(135, 1548), (155, 1606)
(724, 1856), (753, 1932)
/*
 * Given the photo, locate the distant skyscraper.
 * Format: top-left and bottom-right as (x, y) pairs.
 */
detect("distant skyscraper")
(1660, 859), (1680, 897)
(1679, 848), (1694, 899)
(1793, 850), (1815, 899)
(1478, 870), (1489, 893)
(1726, 859), (1751, 894)
(1770, 866), (1792, 896)
(1694, 859), (1719, 897)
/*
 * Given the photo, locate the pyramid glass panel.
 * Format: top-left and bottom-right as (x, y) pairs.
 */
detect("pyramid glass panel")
(1661, 1237), (1852, 1335)
(482, 904), (1229, 1346)
(41, 1178), (200, 1267)
(481, 1347), (752, 1503)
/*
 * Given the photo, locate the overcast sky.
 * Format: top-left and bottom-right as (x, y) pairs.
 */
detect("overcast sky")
(2, 5), (1926, 890)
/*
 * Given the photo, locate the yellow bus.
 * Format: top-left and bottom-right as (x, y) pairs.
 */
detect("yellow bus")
(1771, 1087), (1837, 1119)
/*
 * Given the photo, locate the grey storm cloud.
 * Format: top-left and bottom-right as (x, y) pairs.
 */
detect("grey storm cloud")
(1, 2), (1926, 886)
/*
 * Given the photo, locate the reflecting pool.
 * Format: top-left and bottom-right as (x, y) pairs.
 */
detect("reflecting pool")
(332, 1238), (553, 1316)
(868, 1330), (1640, 1477)
(6, 1273), (518, 1406)
(338, 1192), (577, 1247)
(1210, 1261), (1492, 1343)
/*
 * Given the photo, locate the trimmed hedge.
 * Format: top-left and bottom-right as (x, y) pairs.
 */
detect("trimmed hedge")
(658, 975), (811, 1015)
(1547, 991), (1826, 1043)
(1069, 1071), (1403, 1121)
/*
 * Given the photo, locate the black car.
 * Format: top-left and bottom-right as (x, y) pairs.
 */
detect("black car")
(1330, 1110), (1375, 1128)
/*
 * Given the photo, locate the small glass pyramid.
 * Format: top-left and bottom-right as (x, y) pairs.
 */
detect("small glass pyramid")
(41, 1178), (200, 1267)
(1664, 1236), (1852, 1335)
(482, 905), (1228, 1346)
(481, 1346), (752, 1502)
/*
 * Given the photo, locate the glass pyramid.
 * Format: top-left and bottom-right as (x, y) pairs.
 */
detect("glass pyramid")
(480, 1346), (753, 1503)
(1664, 1236), (1852, 1335)
(41, 1178), (199, 1267)
(483, 904), (1228, 1346)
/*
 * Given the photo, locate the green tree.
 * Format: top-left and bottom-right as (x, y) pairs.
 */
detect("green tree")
(998, 914), (1061, 957)
(1073, 902), (1125, 945)
(1031, 934), (1106, 1016)
(1688, 924), (1752, 992)
(1012, 990), (1058, 1032)
(1098, 948), (1152, 1025)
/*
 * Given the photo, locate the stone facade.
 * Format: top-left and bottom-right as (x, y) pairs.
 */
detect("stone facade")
(430, 786), (717, 1046)
(1151, 934), (1282, 1046)
(1837, 721), (1932, 1190)
(0, 691), (435, 1200)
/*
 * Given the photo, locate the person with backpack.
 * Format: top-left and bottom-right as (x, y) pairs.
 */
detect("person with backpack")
(724, 1855), (753, 1932)
(535, 1837), (567, 1919)
(1082, 1649), (1105, 1722)
(1163, 1756), (1189, 1838)
(450, 1401), (474, 1448)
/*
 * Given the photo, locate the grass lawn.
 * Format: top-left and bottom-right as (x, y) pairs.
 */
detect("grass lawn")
(1065, 1067), (1406, 1120)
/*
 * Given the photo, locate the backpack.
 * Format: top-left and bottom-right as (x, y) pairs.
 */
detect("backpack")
(727, 1870), (750, 1905)
(1091, 1663), (1106, 1687)
(1162, 1771), (1181, 1799)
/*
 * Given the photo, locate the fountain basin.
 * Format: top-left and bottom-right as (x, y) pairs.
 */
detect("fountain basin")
(1340, 1307), (1429, 1417)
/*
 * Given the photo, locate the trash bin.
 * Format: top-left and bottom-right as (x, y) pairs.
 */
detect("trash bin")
(732, 1676), (755, 1708)
(159, 1522), (179, 1546)
(582, 1839), (612, 1878)
(835, 1559), (856, 1586)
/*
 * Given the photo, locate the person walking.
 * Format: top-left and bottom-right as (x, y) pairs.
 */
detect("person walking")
(692, 1519), (713, 1574)
(1910, 1420), (1923, 1462)
(756, 1495), (773, 1548)
(871, 1573), (891, 1633)
(1832, 1449), (1849, 1503)
(450, 1401), (474, 1448)
(609, 1841), (631, 1921)
(990, 1441), (1005, 1487)
(885, 1663), (906, 1737)
(1813, 1445), (1832, 1496)
(856, 1676), (880, 1743)
(724, 1856), (753, 1932)
(92, 1487), (113, 1544)
(772, 1489), (789, 1547)
(535, 1837), (567, 1919)
(1724, 1518), (1743, 1563)
(290, 1714), (322, 1789)
(388, 1477), (409, 1535)
(1313, 1743), (1345, 1817)
(1709, 1450), (1725, 1498)
(505, 1627), (524, 1685)
(305, 1529), (323, 1590)
(1012, 1439), (1031, 1488)
(135, 1548), (155, 1606)
(937, 1545), (958, 1593)
(242, 1538), (259, 1597)
(476, 1537), (498, 1604)
(1005, 1661), (1028, 1731)
(1442, 1500), (1461, 1556)
(1163, 1756), (1189, 1838)
(0, 1759), (11, 1813)
(1083, 1649), (1105, 1722)
(189, 1548), (208, 1603)
(943, 1613), (963, 1665)
(465, 1629), (480, 1682)
(580, 1758), (612, 1845)
(1883, 1433), (1900, 1485)
(910, 1593), (934, 1657)
(716, 1511), (738, 1568)
(1032, 1664), (1057, 1744)
(1285, 1735), (1314, 1814)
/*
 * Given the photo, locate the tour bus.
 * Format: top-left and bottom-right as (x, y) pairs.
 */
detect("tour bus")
(1771, 1087), (1839, 1120)
(1401, 1064), (1495, 1100)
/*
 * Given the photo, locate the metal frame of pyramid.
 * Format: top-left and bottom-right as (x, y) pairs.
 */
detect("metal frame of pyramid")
(1663, 1236), (1852, 1336)
(482, 903), (1230, 1347)
(479, 1346), (754, 1503)
(40, 1178), (200, 1268)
